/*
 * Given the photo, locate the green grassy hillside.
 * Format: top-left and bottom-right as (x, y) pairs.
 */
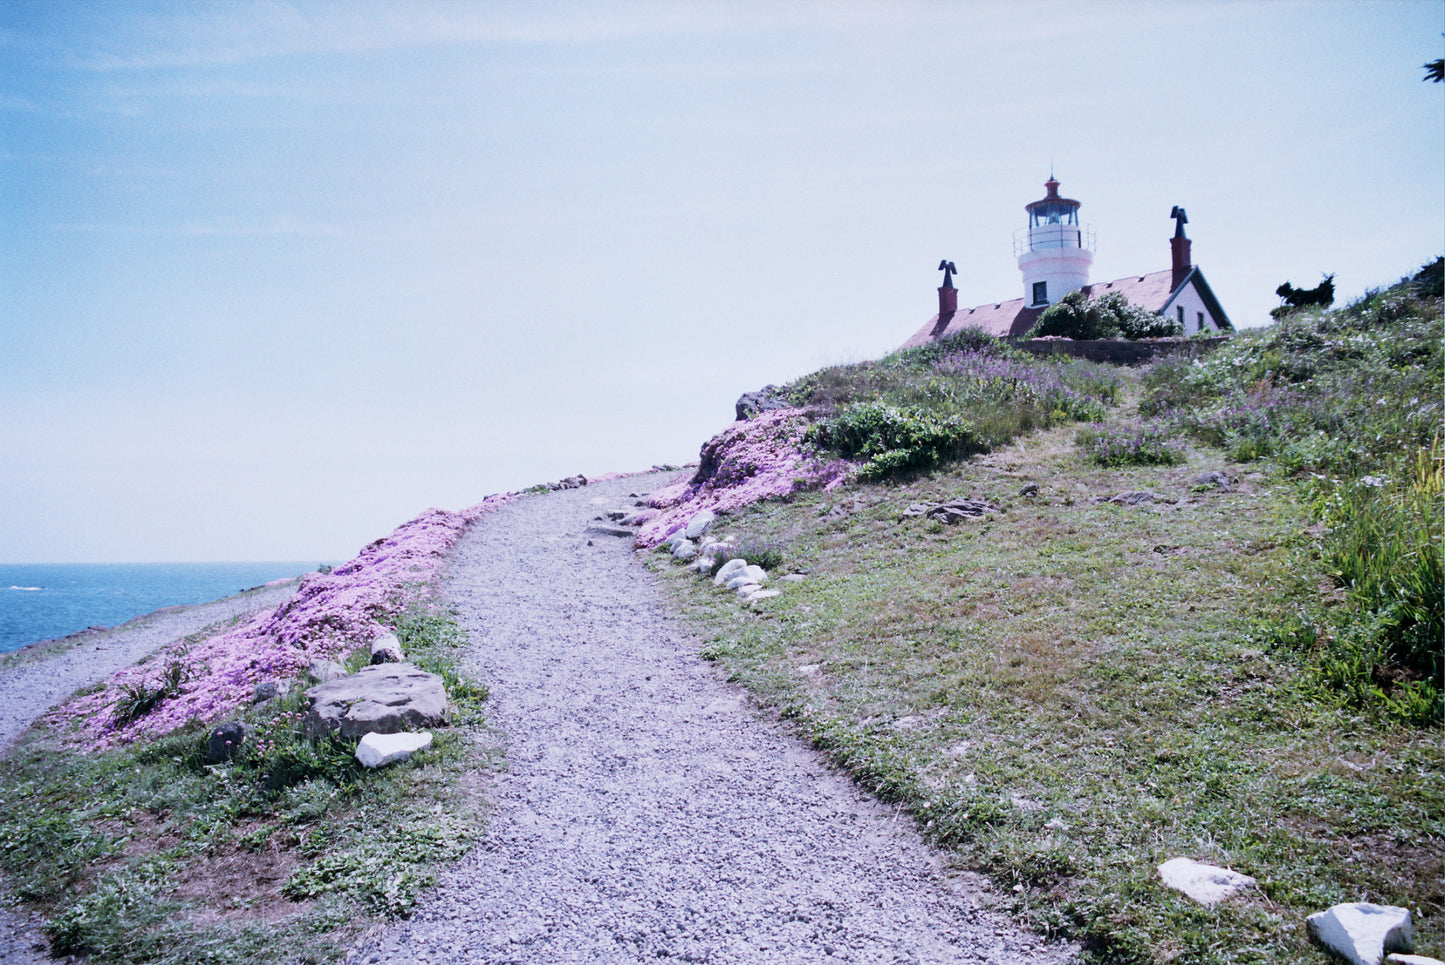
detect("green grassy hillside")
(655, 262), (1443, 964)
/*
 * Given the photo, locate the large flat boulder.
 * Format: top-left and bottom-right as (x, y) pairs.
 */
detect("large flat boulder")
(303, 663), (448, 740)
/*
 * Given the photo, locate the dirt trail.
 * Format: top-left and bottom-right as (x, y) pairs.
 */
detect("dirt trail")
(348, 475), (1075, 965)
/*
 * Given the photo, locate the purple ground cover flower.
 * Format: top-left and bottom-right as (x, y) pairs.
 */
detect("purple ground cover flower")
(636, 408), (850, 548)
(57, 493), (516, 748)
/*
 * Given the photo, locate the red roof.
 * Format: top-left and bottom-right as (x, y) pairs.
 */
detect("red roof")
(902, 269), (1181, 348)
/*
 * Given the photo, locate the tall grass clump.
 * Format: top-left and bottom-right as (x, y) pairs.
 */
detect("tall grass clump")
(1310, 443), (1444, 723)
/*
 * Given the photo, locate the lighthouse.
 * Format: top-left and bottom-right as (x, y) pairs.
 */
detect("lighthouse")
(1013, 176), (1095, 307)
(905, 173), (1232, 348)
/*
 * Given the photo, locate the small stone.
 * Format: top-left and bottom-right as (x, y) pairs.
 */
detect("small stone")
(1157, 858), (1256, 906)
(1386, 955), (1444, 965)
(252, 679), (293, 703)
(780, 573), (807, 582)
(355, 731), (434, 769)
(206, 721), (245, 763)
(713, 559), (749, 586)
(1307, 903), (1414, 965)
(1109, 490), (1156, 506)
(746, 589), (781, 602)
(308, 658), (347, 683)
(1193, 470), (1235, 491)
(684, 510), (717, 539)
(1018, 482), (1040, 497)
(672, 539), (698, 561)
(370, 631), (405, 665)
(586, 523), (633, 538)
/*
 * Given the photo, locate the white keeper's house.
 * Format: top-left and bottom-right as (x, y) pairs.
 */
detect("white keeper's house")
(903, 177), (1232, 347)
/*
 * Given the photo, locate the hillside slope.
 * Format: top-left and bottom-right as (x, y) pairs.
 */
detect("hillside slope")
(650, 263), (1443, 964)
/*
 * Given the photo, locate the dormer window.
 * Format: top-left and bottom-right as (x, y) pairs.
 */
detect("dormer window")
(1032, 281), (1048, 306)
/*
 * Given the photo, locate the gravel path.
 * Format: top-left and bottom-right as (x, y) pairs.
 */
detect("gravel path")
(349, 475), (1076, 965)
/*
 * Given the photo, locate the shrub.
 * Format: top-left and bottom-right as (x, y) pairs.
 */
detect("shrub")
(1076, 423), (1187, 467)
(805, 401), (984, 481)
(1027, 290), (1182, 340)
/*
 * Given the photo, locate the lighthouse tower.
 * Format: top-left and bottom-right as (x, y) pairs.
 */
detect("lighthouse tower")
(1013, 176), (1095, 307)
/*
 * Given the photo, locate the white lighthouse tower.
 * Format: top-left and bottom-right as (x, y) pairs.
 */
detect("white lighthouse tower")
(1013, 176), (1095, 307)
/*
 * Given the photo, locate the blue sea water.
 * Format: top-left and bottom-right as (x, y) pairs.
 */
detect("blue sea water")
(0, 562), (321, 655)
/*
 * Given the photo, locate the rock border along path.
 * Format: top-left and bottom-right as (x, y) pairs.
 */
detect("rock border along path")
(349, 474), (1076, 965)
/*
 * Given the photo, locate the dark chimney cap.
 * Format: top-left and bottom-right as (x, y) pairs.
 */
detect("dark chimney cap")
(1171, 206), (1189, 238)
(937, 260), (957, 289)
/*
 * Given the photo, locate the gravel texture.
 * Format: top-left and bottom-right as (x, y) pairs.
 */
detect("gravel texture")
(0, 580), (301, 965)
(349, 474), (1077, 965)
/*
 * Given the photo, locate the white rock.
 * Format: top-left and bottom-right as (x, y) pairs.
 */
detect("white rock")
(713, 559), (748, 586)
(684, 510), (717, 539)
(734, 582), (762, 596)
(742, 564), (769, 585)
(1307, 903), (1414, 965)
(690, 556), (715, 575)
(370, 631), (404, 664)
(355, 731), (434, 769)
(780, 573), (807, 582)
(671, 539), (697, 561)
(667, 530), (690, 551)
(1386, 954), (1443, 965)
(1157, 858), (1256, 906)
(725, 574), (759, 590)
(746, 589), (781, 602)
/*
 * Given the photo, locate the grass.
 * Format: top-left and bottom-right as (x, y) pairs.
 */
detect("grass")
(0, 597), (495, 965)
(651, 273), (1443, 964)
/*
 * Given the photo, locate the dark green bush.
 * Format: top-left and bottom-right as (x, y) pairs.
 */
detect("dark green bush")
(1027, 290), (1182, 340)
(804, 401), (984, 481)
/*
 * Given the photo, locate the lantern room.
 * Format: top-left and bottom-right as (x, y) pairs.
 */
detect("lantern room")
(1013, 176), (1095, 307)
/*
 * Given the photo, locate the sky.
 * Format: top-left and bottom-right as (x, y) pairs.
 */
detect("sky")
(2, 0), (1441, 564)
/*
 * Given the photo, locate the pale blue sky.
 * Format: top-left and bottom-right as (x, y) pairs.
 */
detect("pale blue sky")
(2, 0), (1441, 563)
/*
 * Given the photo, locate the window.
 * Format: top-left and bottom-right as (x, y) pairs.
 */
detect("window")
(1177, 305), (1185, 326)
(1197, 311), (1205, 331)
(1033, 281), (1048, 305)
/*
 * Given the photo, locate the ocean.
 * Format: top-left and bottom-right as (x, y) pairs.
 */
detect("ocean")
(0, 562), (321, 655)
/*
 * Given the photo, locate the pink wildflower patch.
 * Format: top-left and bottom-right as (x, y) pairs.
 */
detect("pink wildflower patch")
(635, 408), (850, 548)
(58, 493), (517, 748)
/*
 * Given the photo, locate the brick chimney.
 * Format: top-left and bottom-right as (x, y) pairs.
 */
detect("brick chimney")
(1170, 206), (1192, 287)
(938, 285), (958, 315)
(937, 259), (958, 315)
